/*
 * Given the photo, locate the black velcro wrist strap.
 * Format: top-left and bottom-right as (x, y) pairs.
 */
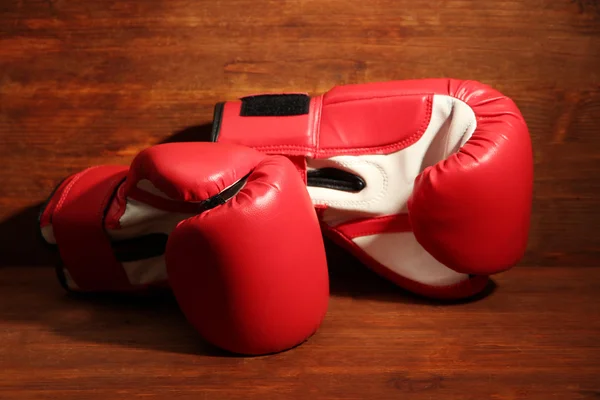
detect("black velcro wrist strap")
(240, 94), (310, 116)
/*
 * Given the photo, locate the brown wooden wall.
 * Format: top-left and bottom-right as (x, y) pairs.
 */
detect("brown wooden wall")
(1, 0), (599, 268)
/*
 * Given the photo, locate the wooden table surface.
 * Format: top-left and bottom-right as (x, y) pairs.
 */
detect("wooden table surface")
(1, 262), (599, 399)
(1, 0), (599, 398)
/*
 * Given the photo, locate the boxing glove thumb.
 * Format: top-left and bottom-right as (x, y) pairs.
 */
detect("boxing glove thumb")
(408, 83), (532, 275)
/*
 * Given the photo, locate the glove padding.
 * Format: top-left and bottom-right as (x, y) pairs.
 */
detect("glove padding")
(39, 142), (329, 355)
(211, 78), (533, 299)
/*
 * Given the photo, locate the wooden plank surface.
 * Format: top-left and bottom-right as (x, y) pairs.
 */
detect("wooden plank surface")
(0, 0), (599, 268)
(1, 1), (600, 398)
(0, 263), (598, 399)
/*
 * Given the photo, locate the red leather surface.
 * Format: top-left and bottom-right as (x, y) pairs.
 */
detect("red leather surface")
(218, 87), (433, 158)
(166, 154), (329, 355)
(317, 94), (431, 155)
(335, 214), (412, 240)
(106, 142), (267, 225)
(123, 142), (264, 204)
(50, 165), (132, 291)
(215, 78), (533, 294)
(219, 100), (313, 154)
(105, 143), (263, 229)
(408, 80), (533, 275)
(39, 174), (78, 228)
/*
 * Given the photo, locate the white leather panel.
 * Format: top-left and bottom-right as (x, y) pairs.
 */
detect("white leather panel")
(41, 225), (56, 244)
(120, 255), (169, 287)
(353, 232), (469, 286)
(45, 176), (247, 290)
(46, 188), (195, 289)
(311, 94), (477, 286)
(308, 94), (477, 224)
(108, 198), (194, 241)
(62, 269), (80, 291)
(107, 197), (194, 287)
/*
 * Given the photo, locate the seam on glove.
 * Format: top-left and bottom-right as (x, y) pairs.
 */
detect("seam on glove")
(313, 95), (323, 154)
(55, 166), (103, 215)
(252, 95), (433, 157)
(324, 92), (435, 106)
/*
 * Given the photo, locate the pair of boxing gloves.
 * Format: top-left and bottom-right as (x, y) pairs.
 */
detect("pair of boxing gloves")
(39, 78), (533, 356)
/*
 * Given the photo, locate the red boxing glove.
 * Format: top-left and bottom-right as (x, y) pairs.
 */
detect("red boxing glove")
(39, 143), (329, 355)
(211, 78), (533, 300)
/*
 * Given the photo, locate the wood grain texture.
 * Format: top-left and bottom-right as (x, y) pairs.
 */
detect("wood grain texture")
(0, 1), (600, 396)
(2, 0), (599, 268)
(0, 261), (598, 399)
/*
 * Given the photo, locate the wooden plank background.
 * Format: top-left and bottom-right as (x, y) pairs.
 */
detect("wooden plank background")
(0, 264), (598, 399)
(1, 0), (599, 267)
(1, 0), (599, 268)
(1, 1), (600, 399)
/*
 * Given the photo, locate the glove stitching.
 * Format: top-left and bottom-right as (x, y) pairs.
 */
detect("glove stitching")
(52, 166), (130, 290)
(343, 228), (403, 238)
(337, 214), (411, 238)
(41, 175), (74, 225)
(313, 95), (323, 154)
(460, 117), (475, 147)
(324, 92), (435, 106)
(99, 176), (127, 236)
(55, 166), (103, 214)
(441, 97), (456, 156)
(111, 185), (126, 230)
(253, 95), (434, 156)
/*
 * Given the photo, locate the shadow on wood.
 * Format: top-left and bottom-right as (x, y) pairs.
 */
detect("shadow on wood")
(323, 236), (498, 305)
(0, 123), (215, 268)
(0, 233), (496, 358)
(159, 123), (213, 144)
(0, 267), (233, 356)
(0, 248), (496, 359)
(0, 203), (58, 267)
(0, 119), (496, 357)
